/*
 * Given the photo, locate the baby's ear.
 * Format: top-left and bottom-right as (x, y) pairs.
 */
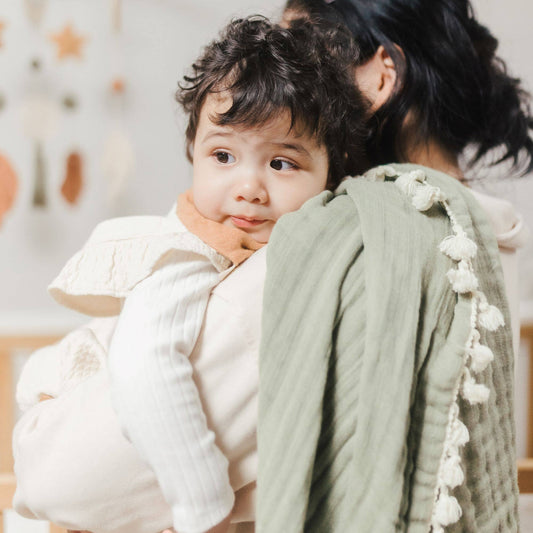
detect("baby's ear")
(186, 142), (194, 163)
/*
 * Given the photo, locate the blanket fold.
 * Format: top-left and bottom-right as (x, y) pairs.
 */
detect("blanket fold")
(258, 164), (518, 532)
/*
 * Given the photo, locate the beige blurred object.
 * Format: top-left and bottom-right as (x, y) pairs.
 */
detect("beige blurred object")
(102, 128), (135, 203)
(0, 154), (17, 226)
(61, 152), (83, 205)
(0, 334), (67, 533)
(24, 0), (49, 27)
(111, 0), (122, 33)
(0, 20), (6, 48)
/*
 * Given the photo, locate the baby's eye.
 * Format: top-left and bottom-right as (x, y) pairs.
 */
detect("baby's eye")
(270, 159), (296, 171)
(214, 151), (235, 164)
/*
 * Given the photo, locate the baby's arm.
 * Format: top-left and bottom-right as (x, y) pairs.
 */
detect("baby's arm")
(108, 253), (234, 533)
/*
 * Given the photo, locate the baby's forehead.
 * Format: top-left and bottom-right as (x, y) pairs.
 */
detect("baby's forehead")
(200, 91), (322, 146)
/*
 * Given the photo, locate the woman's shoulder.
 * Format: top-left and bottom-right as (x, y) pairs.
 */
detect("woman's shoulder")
(469, 188), (529, 250)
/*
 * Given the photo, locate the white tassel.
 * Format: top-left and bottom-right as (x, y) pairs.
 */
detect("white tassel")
(395, 169), (426, 195)
(468, 343), (494, 373)
(441, 454), (465, 489)
(434, 493), (462, 526)
(408, 169), (427, 182)
(447, 261), (478, 293)
(450, 417), (470, 447)
(439, 231), (478, 261)
(412, 185), (444, 211)
(478, 303), (504, 331)
(431, 525), (445, 533)
(462, 374), (490, 404)
(364, 164), (397, 182)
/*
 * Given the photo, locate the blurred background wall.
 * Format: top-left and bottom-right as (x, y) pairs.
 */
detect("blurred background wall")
(0, 0), (532, 450)
(0, 0), (286, 324)
(0, 0), (531, 318)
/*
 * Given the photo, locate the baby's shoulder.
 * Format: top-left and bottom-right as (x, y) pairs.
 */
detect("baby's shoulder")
(48, 211), (230, 317)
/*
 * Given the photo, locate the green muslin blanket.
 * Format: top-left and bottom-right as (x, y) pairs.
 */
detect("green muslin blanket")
(257, 164), (518, 532)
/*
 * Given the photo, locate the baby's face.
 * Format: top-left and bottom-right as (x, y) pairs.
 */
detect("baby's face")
(191, 93), (329, 243)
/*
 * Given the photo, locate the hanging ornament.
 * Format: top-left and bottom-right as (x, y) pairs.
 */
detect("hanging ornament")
(30, 57), (41, 71)
(0, 154), (18, 226)
(20, 95), (59, 208)
(62, 93), (78, 110)
(33, 143), (46, 207)
(111, 0), (122, 33)
(111, 77), (125, 94)
(24, 0), (49, 28)
(0, 20), (6, 48)
(60, 151), (83, 204)
(49, 23), (87, 60)
(102, 129), (135, 202)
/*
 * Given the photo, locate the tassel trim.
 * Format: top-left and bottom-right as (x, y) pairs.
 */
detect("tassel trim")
(362, 166), (504, 532)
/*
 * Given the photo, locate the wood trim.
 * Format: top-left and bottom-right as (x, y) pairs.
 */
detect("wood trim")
(522, 323), (533, 458)
(0, 473), (15, 510)
(518, 457), (533, 493)
(48, 525), (67, 533)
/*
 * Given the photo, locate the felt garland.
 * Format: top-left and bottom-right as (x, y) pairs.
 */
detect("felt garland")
(32, 143), (46, 207)
(49, 23), (87, 60)
(21, 95), (59, 208)
(112, 0), (122, 33)
(0, 20), (6, 48)
(61, 151), (83, 204)
(24, 0), (49, 28)
(0, 154), (18, 225)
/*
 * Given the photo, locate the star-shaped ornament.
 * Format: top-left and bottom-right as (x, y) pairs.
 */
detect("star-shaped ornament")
(50, 24), (87, 60)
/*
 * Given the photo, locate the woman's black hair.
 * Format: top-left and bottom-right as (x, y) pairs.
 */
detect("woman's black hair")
(286, 0), (533, 175)
(176, 16), (369, 189)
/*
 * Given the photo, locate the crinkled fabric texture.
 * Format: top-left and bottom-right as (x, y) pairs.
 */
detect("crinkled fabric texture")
(48, 214), (232, 317)
(257, 164), (518, 532)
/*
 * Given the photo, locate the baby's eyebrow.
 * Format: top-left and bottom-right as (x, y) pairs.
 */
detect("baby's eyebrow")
(273, 142), (311, 157)
(202, 131), (233, 143)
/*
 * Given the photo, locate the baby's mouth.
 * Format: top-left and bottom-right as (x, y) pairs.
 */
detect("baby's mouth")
(230, 216), (267, 228)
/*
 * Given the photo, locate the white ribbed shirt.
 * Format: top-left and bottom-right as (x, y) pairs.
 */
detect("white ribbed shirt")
(108, 252), (235, 533)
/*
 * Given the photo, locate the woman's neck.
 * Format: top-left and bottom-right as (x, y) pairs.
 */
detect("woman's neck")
(406, 140), (465, 181)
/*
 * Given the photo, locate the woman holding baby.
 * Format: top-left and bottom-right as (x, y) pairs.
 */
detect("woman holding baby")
(13, 1), (531, 532)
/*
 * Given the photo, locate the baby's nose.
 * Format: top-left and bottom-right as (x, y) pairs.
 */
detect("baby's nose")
(234, 179), (268, 204)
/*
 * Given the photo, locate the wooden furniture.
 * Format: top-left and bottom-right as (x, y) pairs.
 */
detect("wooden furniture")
(520, 320), (533, 493)
(0, 334), (67, 533)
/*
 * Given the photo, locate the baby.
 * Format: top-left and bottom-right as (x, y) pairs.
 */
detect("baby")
(37, 16), (367, 533)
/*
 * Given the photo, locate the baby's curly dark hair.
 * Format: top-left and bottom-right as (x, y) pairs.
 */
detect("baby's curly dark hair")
(176, 16), (369, 189)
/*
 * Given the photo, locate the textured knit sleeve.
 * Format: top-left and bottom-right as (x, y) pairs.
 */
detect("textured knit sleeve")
(108, 253), (235, 533)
